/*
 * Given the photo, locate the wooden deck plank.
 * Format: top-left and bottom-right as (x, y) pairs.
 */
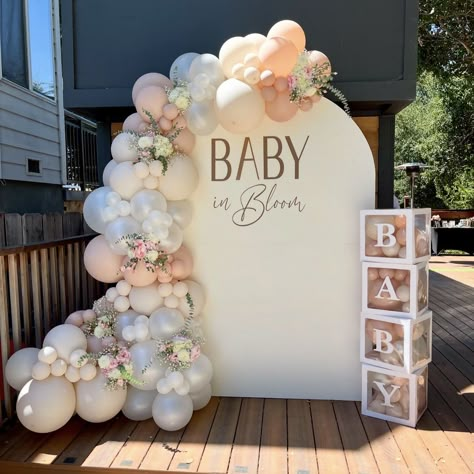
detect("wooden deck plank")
(430, 292), (474, 332)
(169, 397), (220, 472)
(1, 430), (52, 462)
(139, 427), (184, 471)
(287, 399), (318, 474)
(110, 418), (159, 470)
(228, 398), (263, 474)
(333, 401), (379, 474)
(258, 398), (287, 474)
(198, 397), (241, 473)
(430, 306), (474, 351)
(311, 400), (348, 474)
(356, 403), (410, 474)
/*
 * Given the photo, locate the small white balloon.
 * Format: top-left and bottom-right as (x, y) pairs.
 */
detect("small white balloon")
(106, 287), (119, 302)
(243, 66), (260, 85)
(38, 346), (58, 365)
(32, 361), (51, 381)
(106, 191), (121, 206)
(149, 161), (164, 177)
(135, 322), (150, 341)
(173, 282), (189, 298)
(144, 175), (159, 190)
(114, 295), (131, 312)
(157, 378), (172, 394)
(158, 283), (173, 297)
(65, 365), (81, 383)
(51, 359), (68, 377)
(167, 371), (184, 389)
(175, 379), (191, 396)
(79, 364), (97, 381)
(116, 280), (132, 296)
(122, 325), (137, 342)
(117, 200), (131, 217)
(165, 294), (180, 309)
(134, 162), (150, 179)
(69, 349), (88, 368)
(135, 314), (150, 326)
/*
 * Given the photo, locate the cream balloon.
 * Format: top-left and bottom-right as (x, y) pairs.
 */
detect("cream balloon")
(245, 33), (267, 50)
(122, 386), (156, 420)
(111, 133), (138, 163)
(5, 348), (40, 391)
(178, 280), (205, 317)
(43, 324), (87, 362)
(109, 162), (144, 200)
(128, 283), (163, 315)
(75, 372), (127, 423)
(158, 155), (198, 201)
(17, 377), (76, 433)
(215, 79), (265, 134)
(103, 160), (117, 187)
(219, 37), (256, 78)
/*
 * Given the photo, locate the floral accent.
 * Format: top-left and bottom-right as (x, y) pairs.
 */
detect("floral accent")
(288, 51), (350, 115)
(155, 331), (202, 371)
(168, 83), (192, 111)
(82, 297), (116, 339)
(119, 233), (168, 273)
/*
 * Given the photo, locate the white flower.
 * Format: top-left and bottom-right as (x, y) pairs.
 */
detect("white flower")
(98, 355), (111, 369)
(146, 250), (159, 261)
(138, 136), (153, 149)
(109, 368), (121, 379)
(153, 135), (174, 157)
(175, 95), (191, 110)
(94, 326), (105, 338)
(169, 87), (191, 111)
(177, 350), (190, 363)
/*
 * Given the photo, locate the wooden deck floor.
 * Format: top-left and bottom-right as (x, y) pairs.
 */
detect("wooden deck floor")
(0, 256), (473, 474)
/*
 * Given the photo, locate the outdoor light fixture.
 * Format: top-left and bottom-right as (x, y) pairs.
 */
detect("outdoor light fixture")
(395, 162), (429, 208)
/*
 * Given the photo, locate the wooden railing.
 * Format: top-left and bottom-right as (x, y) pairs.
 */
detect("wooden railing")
(0, 235), (107, 425)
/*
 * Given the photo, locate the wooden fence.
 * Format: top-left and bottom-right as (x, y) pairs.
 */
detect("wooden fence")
(0, 212), (89, 248)
(0, 235), (107, 425)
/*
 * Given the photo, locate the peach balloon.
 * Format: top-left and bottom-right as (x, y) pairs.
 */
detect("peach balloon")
(157, 263), (173, 283)
(365, 240), (384, 257)
(395, 214), (406, 229)
(268, 20), (306, 52)
(135, 86), (169, 123)
(171, 245), (194, 280)
(173, 115), (187, 129)
(159, 116), (172, 131)
(261, 86), (277, 102)
(84, 236), (123, 283)
(308, 51), (332, 76)
(122, 113), (148, 133)
(172, 128), (196, 155)
(122, 260), (158, 287)
(132, 73), (173, 103)
(396, 228), (406, 246)
(274, 76), (289, 92)
(266, 90), (298, 122)
(163, 103), (179, 121)
(258, 37), (298, 77)
(367, 268), (379, 281)
(394, 269), (407, 281)
(260, 70), (276, 87)
(300, 98), (313, 112)
(379, 268), (395, 279)
(368, 279), (402, 311)
(311, 94), (322, 104)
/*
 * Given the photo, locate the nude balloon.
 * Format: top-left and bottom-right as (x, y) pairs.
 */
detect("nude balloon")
(122, 113), (148, 133)
(172, 128), (196, 155)
(268, 20), (306, 52)
(122, 259), (158, 287)
(266, 90), (298, 122)
(258, 37), (298, 77)
(171, 245), (194, 280)
(84, 235), (123, 283)
(135, 86), (169, 123)
(132, 73), (173, 104)
(308, 50), (332, 76)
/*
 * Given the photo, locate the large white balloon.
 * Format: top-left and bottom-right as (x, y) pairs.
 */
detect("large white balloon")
(215, 79), (265, 134)
(130, 189), (167, 222)
(43, 324), (87, 363)
(83, 186), (114, 234)
(166, 200), (193, 229)
(183, 355), (213, 393)
(149, 307), (185, 340)
(169, 52), (199, 82)
(158, 155), (198, 201)
(122, 386), (156, 421)
(17, 377), (76, 433)
(219, 36), (256, 78)
(152, 392), (193, 431)
(105, 216), (141, 255)
(111, 132), (138, 163)
(75, 372), (127, 423)
(129, 340), (166, 390)
(189, 54), (225, 86)
(185, 102), (218, 136)
(190, 383), (212, 411)
(114, 310), (140, 339)
(103, 160), (118, 186)
(109, 162), (144, 200)
(5, 348), (40, 391)
(159, 223), (183, 254)
(129, 283), (163, 315)
(178, 280), (206, 317)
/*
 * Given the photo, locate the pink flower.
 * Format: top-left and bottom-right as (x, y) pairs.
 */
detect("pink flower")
(190, 345), (201, 362)
(288, 75), (297, 90)
(135, 243), (147, 259)
(169, 353), (179, 362)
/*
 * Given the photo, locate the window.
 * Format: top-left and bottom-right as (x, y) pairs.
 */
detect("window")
(0, 0), (56, 100)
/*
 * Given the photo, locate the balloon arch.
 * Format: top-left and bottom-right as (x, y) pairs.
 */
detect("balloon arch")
(6, 20), (347, 433)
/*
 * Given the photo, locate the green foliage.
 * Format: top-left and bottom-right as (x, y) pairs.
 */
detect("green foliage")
(394, 72), (474, 209)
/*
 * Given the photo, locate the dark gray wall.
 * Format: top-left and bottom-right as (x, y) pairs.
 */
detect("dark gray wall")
(61, 0), (418, 114)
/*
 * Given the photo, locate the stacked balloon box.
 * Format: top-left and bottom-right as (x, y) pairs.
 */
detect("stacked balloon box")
(360, 209), (432, 427)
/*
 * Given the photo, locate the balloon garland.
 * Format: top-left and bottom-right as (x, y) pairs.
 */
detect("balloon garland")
(6, 20), (346, 433)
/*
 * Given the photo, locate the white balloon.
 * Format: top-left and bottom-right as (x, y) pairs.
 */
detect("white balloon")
(135, 314), (150, 325)
(149, 161), (164, 177)
(190, 383), (212, 410)
(189, 54), (225, 86)
(79, 364), (97, 381)
(115, 310), (140, 339)
(69, 349), (88, 368)
(83, 186), (114, 234)
(152, 392), (193, 431)
(43, 324), (87, 363)
(116, 280), (132, 296)
(178, 280), (206, 317)
(185, 102), (218, 136)
(167, 371), (184, 389)
(65, 365), (81, 383)
(114, 295), (131, 312)
(166, 200), (193, 229)
(169, 52), (199, 82)
(122, 325), (137, 342)
(135, 323), (150, 341)
(111, 132), (138, 163)
(130, 189), (167, 222)
(158, 283), (173, 297)
(158, 155), (198, 201)
(157, 377), (172, 394)
(173, 281), (189, 298)
(117, 200), (131, 217)
(183, 355), (213, 393)
(38, 346), (58, 365)
(165, 294), (180, 309)
(103, 160), (118, 186)
(122, 386), (156, 421)
(175, 379), (190, 396)
(129, 283), (163, 315)
(106, 287), (119, 302)
(32, 361), (51, 381)
(51, 359), (68, 377)
(129, 340), (166, 390)
(149, 307), (185, 340)
(5, 348), (40, 391)
(109, 162), (144, 200)
(75, 372), (127, 423)
(105, 216), (141, 255)
(17, 377), (76, 433)
(219, 36), (255, 78)
(134, 162), (150, 179)
(159, 223), (183, 254)
(189, 82), (207, 103)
